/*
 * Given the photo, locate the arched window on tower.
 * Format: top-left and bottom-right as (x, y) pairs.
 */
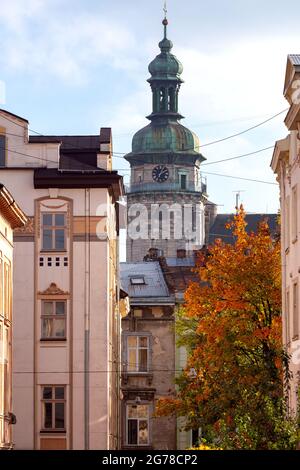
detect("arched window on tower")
(169, 87), (175, 112)
(159, 88), (166, 111)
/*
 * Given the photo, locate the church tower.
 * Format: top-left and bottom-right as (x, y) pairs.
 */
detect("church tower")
(125, 14), (210, 262)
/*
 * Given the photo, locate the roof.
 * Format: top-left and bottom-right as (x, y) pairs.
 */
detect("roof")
(0, 108), (29, 124)
(288, 54), (300, 66)
(0, 184), (27, 228)
(29, 130), (112, 171)
(120, 261), (172, 303)
(284, 54), (300, 99)
(159, 257), (199, 295)
(208, 213), (279, 245)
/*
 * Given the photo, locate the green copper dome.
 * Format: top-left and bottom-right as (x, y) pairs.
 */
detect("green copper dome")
(148, 20), (183, 81)
(148, 53), (183, 81)
(124, 15), (205, 166)
(132, 121), (200, 155)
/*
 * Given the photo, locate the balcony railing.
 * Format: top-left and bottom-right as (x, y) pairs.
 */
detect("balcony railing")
(125, 181), (207, 194)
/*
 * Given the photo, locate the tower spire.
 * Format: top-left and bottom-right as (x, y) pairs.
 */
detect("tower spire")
(163, 1), (168, 39)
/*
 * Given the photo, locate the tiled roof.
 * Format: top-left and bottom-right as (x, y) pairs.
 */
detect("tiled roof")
(208, 213), (279, 245)
(120, 261), (171, 299)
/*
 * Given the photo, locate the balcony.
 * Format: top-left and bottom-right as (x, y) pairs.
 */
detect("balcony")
(125, 180), (207, 194)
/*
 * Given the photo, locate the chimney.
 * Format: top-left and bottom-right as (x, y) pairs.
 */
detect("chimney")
(97, 127), (112, 171)
(177, 249), (186, 259)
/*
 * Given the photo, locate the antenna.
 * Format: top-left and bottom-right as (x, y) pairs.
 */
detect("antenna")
(233, 190), (245, 212)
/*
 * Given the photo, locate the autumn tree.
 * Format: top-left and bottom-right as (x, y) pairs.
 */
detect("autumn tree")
(156, 207), (299, 449)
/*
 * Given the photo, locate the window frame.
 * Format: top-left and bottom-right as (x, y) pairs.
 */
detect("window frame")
(41, 212), (67, 252)
(124, 333), (151, 374)
(41, 300), (67, 341)
(292, 281), (299, 340)
(125, 403), (150, 447)
(0, 134), (6, 167)
(285, 195), (290, 251)
(292, 185), (298, 243)
(130, 276), (146, 285)
(41, 385), (66, 432)
(3, 261), (11, 321)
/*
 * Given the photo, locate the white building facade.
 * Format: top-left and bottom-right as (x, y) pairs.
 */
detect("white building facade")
(271, 55), (300, 413)
(0, 108), (123, 449)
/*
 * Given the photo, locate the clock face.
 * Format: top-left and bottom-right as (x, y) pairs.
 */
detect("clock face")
(152, 165), (169, 183)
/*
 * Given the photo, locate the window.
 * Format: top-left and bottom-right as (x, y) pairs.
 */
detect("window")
(286, 290), (290, 344)
(0, 135), (6, 167)
(126, 404), (149, 446)
(159, 88), (166, 111)
(191, 428), (201, 447)
(293, 282), (299, 339)
(130, 276), (145, 285)
(41, 301), (66, 340)
(42, 213), (66, 251)
(127, 335), (149, 373)
(180, 174), (187, 190)
(285, 196), (290, 250)
(3, 262), (11, 320)
(41, 386), (66, 431)
(292, 185), (298, 241)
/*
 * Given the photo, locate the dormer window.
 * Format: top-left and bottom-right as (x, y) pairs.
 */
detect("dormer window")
(130, 276), (146, 285)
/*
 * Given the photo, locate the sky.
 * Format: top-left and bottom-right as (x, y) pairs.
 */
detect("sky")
(0, 0), (299, 258)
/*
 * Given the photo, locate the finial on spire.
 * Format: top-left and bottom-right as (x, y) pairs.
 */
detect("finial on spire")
(163, 1), (167, 18)
(162, 1), (168, 39)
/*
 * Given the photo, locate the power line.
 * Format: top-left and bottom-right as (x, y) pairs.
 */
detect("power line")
(111, 108), (288, 155)
(0, 111), (280, 186)
(0, 142), (278, 186)
(201, 145), (274, 167)
(113, 112), (284, 136)
(200, 108), (287, 148)
(112, 144), (275, 168)
(200, 170), (278, 185)
(1, 107), (287, 156)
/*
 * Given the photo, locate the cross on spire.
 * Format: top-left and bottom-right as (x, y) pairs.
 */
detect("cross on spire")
(162, 1), (168, 39)
(163, 1), (167, 19)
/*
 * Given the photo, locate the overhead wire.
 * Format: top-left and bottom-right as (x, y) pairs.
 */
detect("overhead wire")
(0, 109), (282, 185)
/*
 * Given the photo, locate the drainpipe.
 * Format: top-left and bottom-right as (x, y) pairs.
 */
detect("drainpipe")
(84, 188), (91, 449)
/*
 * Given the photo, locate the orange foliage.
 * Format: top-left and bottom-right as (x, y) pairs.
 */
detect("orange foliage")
(156, 207), (283, 434)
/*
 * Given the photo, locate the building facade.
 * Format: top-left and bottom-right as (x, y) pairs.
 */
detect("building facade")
(120, 261), (176, 450)
(271, 54), (300, 413)
(122, 14), (218, 450)
(125, 16), (213, 262)
(0, 184), (27, 449)
(0, 108), (123, 449)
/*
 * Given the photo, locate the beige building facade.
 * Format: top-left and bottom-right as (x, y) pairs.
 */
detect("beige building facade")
(271, 54), (300, 413)
(120, 261), (176, 450)
(0, 184), (27, 449)
(0, 109), (123, 449)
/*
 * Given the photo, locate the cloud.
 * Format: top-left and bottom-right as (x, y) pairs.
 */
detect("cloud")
(0, 2), (137, 84)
